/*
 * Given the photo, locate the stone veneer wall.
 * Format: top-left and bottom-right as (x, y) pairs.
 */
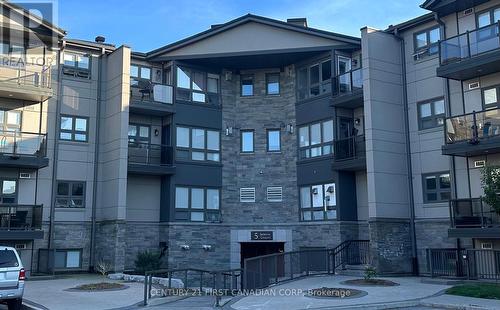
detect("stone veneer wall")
(94, 220), (126, 272)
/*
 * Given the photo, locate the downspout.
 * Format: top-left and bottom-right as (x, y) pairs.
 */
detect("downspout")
(89, 47), (105, 271)
(393, 28), (418, 275)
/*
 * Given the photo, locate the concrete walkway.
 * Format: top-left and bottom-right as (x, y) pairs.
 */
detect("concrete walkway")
(24, 274), (144, 310)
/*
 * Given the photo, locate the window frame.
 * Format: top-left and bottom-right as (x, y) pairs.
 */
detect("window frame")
(53, 249), (83, 270)
(240, 130), (255, 153)
(240, 74), (254, 97)
(482, 85), (500, 110)
(299, 182), (337, 222)
(296, 58), (332, 101)
(175, 66), (220, 104)
(175, 126), (220, 163)
(417, 97), (445, 130)
(62, 52), (91, 79)
(0, 179), (17, 204)
(55, 181), (86, 209)
(130, 64), (152, 87)
(128, 123), (151, 144)
(422, 172), (451, 204)
(174, 186), (221, 222)
(266, 73), (280, 95)
(266, 129), (281, 152)
(413, 26), (441, 59)
(59, 115), (89, 142)
(476, 5), (500, 28)
(298, 119), (334, 160)
(0, 109), (22, 132)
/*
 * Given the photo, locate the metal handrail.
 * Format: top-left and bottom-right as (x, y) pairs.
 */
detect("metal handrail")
(127, 141), (173, 166)
(0, 131), (47, 157)
(332, 68), (363, 97)
(0, 204), (43, 231)
(449, 198), (500, 228)
(0, 62), (52, 89)
(334, 135), (365, 161)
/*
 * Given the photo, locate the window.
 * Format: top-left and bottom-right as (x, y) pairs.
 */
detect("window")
(130, 64), (151, 86)
(300, 183), (336, 221)
(241, 130), (254, 153)
(241, 75), (254, 96)
(0, 109), (21, 132)
(54, 249), (82, 269)
(267, 129), (281, 152)
(62, 53), (90, 78)
(414, 26), (440, 59)
(296, 59), (331, 100)
(298, 120), (334, 159)
(477, 7), (500, 27)
(174, 187), (220, 222)
(128, 124), (150, 143)
(60, 115), (88, 142)
(0, 249), (19, 268)
(176, 67), (219, 103)
(175, 126), (220, 162)
(55, 181), (85, 208)
(266, 73), (280, 95)
(0, 42), (25, 62)
(423, 173), (451, 203)
(0, 179), (17, 204)
(267, 187), (282, 202)
(418, 98), (445, 130)
(240, 188), (256, 203)
(483, 86), (500, 109)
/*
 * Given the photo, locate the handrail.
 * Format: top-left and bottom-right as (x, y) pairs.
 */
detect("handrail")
(128, 142), (173, 166)
(449, 198), (500, 228)
(0, 62), (52, 89)
(332, 67), (363, 97)
(0, 204), (43, 231)
(0, 131), (47, 157)
(439, 21), (500, 45)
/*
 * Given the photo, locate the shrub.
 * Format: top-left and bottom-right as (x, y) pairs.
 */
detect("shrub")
(95, 259), (111, 276)
(364, 266), (377, 280)
(134, 250), (162, 274)
(480, 165), (500, 215)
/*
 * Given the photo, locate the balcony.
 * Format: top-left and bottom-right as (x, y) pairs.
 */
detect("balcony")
(332, 135), (366, 171)
(129, 80), (174, 116)
(438, 22), (500, 80)
(331, 68), (363, 108)
(0, 62), (52, 102)
(442, 108), (500, 157)
(449, 198), (500, 238)
(127, 142), (175, 175)
(0, 204), (43, 240)
(0, 131), (49, 169)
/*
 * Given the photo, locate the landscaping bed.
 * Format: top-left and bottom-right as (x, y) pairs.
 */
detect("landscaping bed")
(67, 282), (128, 292)
(340, 279), (399, 287)
(446, 283), (500, 300)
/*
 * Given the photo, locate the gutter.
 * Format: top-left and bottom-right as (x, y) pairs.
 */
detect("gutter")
(392, 28), (419, 276)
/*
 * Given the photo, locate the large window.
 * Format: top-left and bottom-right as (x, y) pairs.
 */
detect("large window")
(267, 129), (281, 152)
(55, 181), (85, 208)
(418, 98), (445, 130)
(266, 73), (280, 95)
(423, 173), (451, 203)
(0, 180), (16, 204)
(241, 75), (254, 97)
(414, 26), (440, 59)
(176, 67), (219, 104)
(174, 187), (220, 222)
(54, 249), (82, 269)
(241, 130), (254, 153)
(60, 115), (88, 142)
(62, 52), (90, 78)
(130, 64), (151, 86)
(0, 110), (21, 132)
(298, 120), (334, 159)
(483, 85), (500, 109)
(128, 124), (150, 143)
(477, 7), (500, 27)
(300, 183), (336, 221)
(176, 126), (220, 162)
(0, 42), (25, 62)
(296, 59), (331, 100)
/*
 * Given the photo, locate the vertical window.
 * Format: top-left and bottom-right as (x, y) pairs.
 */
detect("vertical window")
(174, 187), (220, 222)
(175, 127), (220, 162)
(207, 74), (219, 93)
(413, 26), (440, 59)
(130, 65), (151, 86)
(298, 120), (334, 159)
(59, 116), (88, 142)
(241, 75), (254, 96)
(241, 130), (254, 153)
(176, 67), (214, 103)
(423, 173), (451, 203)
(418, 98), (445, 130)
(266, 73), (280, 95)
(267, 129), (281, 152)
(128, 124), (150, 143)
(296, 59), (331, 100)
(0, 110), (21, 132)
(63, 53), (90, 78)
(477, 7), (500, 27)
(483, 86), (500, 109)
(55, 181), (85, 208)
(0, 180), (17, 204)
(300, 183), (336, 221)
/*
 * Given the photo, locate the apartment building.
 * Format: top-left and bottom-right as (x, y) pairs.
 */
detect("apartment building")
(0, 0), (498, 278)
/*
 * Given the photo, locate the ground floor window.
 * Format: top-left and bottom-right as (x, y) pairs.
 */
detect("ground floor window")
(300, 183), (336, 221)
(174, 186), (220, 222)
(54, 249), (82, 269)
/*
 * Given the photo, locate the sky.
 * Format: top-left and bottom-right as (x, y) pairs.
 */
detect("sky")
(53, 0), (428, 53)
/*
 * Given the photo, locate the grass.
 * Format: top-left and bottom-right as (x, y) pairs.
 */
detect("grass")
(446, 283), (500, 300)
(73, 282), (125, 291)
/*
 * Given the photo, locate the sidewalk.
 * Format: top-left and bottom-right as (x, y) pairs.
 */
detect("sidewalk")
(23, 274), (144, 310)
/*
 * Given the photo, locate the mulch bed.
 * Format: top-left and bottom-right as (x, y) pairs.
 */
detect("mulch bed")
(307, 287), (367, 299)
(341, 279), (399, 287)
(66, 282), (128, 292)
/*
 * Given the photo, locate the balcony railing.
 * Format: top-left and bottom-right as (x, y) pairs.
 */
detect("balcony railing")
(334, 135), (365, 161)
(128, 142), (173, 166)
(332, 68), (363, 97)
(130, 79), (173, 105)
(0, 131), (47, 157)
(0, 204), (42, 230)
(0, 61), (51, 89)
(444, 108), (500, 144)
(439, 22), (500, 66)
(449, 198), (500, 228)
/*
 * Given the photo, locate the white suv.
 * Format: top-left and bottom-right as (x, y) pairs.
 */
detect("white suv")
(0, 247), (24, 310)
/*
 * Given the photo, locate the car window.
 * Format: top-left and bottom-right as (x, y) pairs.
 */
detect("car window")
(0, 249), (18, 267)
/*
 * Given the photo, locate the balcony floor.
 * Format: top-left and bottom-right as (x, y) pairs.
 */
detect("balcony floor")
(332, 156), (366, 171)
(0, 84), (53, 102)
(0, 230), (44, 240)
(0, 154), (49, 169)
(442, 135), (500, 157)
(127, 163), (175, 175)
(331, 90), (364, 109)
(448, 227), (500, 239)
(437, 49), (500, 81)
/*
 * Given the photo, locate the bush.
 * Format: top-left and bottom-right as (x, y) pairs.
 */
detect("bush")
(364, 266), (377, 280)
(134, 250), (162, 274)
(95, 259), (111, 276)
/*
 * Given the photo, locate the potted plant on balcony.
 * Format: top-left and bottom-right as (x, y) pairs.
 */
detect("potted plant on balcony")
(480, 165), (500, 215)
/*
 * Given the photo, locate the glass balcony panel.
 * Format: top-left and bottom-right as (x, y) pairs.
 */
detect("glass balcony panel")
(0, 131), (46, 156)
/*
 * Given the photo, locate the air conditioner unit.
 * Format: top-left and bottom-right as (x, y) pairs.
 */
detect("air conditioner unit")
(468, 82), (480, 90)
(474, 160), (486, 168)
(19, 173), (31, 179)
(463, 8), (473, 16)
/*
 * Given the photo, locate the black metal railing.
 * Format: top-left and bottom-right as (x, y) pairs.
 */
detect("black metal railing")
(0, 131), (47, 157)
(0, 204), (42, 230)
(243, 240), (370, 290)
(428, 248), (500, 280)
(130, 80), (173, 105)
(143, 268), (242, 306)
(332, 68), (363, 97)
(440, 21), (500, 66)
(128, 142), (173, 166)
(444, 108), (500, 144)
(449, 198), (500, 228)
(335, 135), (365, 161)
(0, 62), (51, 89)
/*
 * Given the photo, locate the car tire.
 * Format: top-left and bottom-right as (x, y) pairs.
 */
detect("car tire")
(7, 298), (22, 310)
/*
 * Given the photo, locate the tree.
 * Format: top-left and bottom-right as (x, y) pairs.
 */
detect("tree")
(480, 165), (500, 214)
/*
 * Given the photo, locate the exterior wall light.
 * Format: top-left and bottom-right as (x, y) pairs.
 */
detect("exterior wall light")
(180, 245), (190, 250)
(286, 124), (294, 134)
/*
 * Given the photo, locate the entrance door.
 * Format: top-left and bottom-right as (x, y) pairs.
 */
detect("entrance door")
(338, 118), (354, 139)
(241, 242), (285, 289)
(240, 242), (284, 268)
